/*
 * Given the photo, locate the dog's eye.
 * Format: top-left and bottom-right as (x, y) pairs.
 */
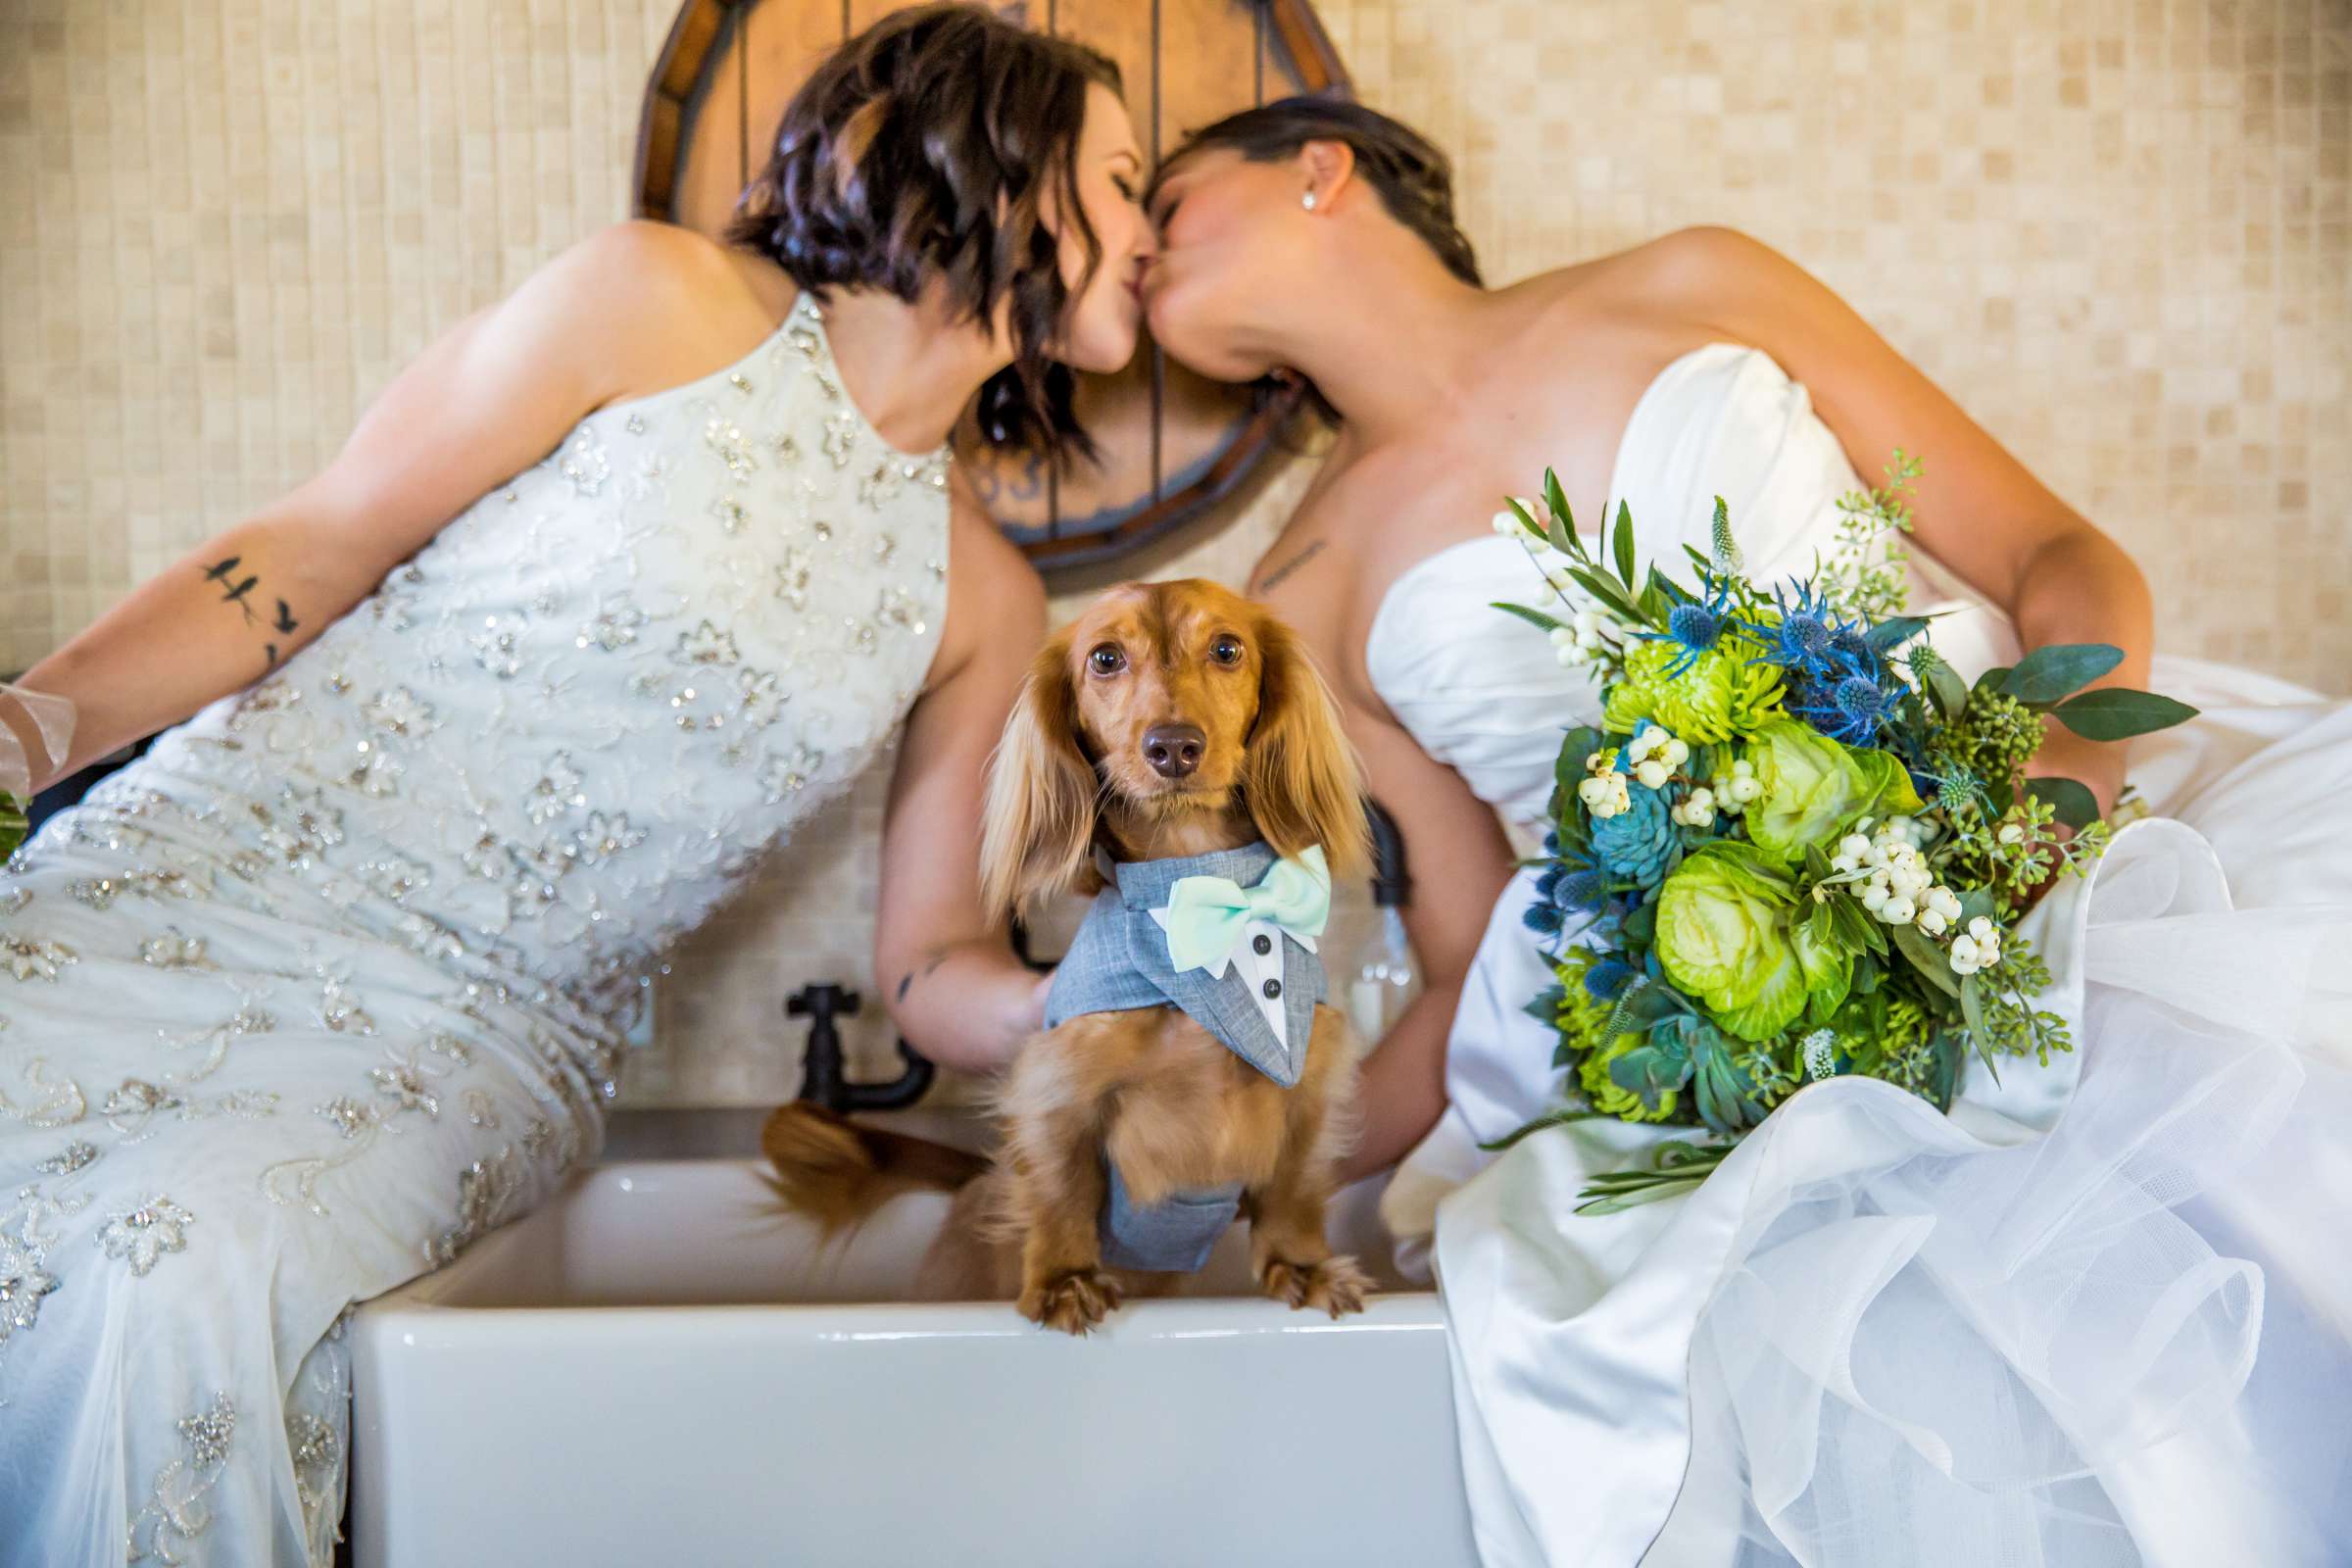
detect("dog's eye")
(1210, 635), (1245, 666)
(1088, 644), (1126, 676)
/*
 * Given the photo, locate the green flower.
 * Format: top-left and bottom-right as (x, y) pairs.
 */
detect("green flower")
(1549, 949), (1614, 1057)
(1653, 841), (1850, 1041)
(1744, 717), (1924, 863)
(1602, 633), (1785, 744)
(1581, 1029), (1683, 1122)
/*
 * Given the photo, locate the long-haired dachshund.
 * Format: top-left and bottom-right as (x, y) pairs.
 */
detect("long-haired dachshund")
(762, 578), (1373, 1334)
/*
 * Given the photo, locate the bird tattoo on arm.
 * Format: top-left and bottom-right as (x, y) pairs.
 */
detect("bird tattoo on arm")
(199, 557), (301, 675)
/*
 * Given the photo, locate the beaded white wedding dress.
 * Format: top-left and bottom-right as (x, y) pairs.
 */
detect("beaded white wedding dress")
(0, 289), (952, 1566)
(1367, 344), (2352, 1566)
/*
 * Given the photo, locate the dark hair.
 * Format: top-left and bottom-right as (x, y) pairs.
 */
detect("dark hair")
(1150, 96), (1482, 288)
(726, 4), (1122, 462)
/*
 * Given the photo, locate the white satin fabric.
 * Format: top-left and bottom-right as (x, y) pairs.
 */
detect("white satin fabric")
(1368, 342), (2352, 1564)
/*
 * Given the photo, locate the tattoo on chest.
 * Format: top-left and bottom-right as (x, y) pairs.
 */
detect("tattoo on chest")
(200, 556), (300, 673)
(1253, 540), (1328, 595)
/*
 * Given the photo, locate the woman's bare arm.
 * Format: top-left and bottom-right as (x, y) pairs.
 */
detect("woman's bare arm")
(1652, 225), (2155, 813)
(0, 220), (759, 794)
(870, 474), (1054, 1072)
(1333, 709), (1519, 1185)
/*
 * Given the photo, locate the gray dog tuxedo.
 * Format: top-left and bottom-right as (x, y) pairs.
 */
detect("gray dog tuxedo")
(1042, 841), (1331, 1272)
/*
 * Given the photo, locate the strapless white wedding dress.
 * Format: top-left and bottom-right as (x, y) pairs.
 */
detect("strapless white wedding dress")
(1367, 344), (2352, 1565)
(0, 290), (952, 1566)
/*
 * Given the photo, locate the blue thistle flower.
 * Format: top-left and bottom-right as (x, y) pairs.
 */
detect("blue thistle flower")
(1791, 671), (1898, 746)
(1751, 581), (1840, 675)
(1584, 957), (1637, 1002)
(1638, 566), (1741, 676)
(1556, 866), (1609, 911)
(1829, 624), (1877, 670)
(1522, 900), (1568, 937)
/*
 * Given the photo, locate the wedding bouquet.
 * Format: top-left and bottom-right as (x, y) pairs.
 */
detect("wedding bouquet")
(1490, 457), (2196, 1210)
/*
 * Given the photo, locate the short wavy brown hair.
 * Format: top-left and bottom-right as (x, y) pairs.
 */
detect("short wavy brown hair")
(727, 3), (1122, 463)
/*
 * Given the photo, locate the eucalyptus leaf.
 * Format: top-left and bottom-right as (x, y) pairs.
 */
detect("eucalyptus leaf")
(1544, 470), (1576, 543)
(2000, 643), (2125, 705)
(1566, 566), (1645, 626)
(1503, 495), (1548, 547)
(1523, 987), (1568, 1027)
(2051, 688), (2200, 741)
(1830, 895), (1886, 956)
(1576, 1178), (1709, 1216)
(2024, 775), (2101, 830)
(1865, 616), (1931, 656)
(1959, 971), (1987, 1041)
(1958, 977), (2002, 1087)
(1924, 658), (1970, 720)
(1955, 887), (1997, 926)
(1973, 664), (2013, 698)
(1479, 1105), (1609, 1154)
(1493, 601), (1568, 635)
(1621, 900), (1658, 946)
(1851, 951), (1886, 993)
(1546, 510), (1579, 560)
(1613, 504), (1639, 590)
(1891, 920), (1964, 999)
(1623, 985), (1686, 1025)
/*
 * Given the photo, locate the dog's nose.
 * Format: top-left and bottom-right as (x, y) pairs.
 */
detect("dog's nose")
(1143, 723), (1204, 779)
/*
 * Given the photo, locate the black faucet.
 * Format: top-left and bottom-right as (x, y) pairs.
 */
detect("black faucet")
(787, 983), (935, 1114)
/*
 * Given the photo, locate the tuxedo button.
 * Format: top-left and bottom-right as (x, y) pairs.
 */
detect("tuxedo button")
(1262, 978), (1282, 1000)
(1251, 934), (1273, 956)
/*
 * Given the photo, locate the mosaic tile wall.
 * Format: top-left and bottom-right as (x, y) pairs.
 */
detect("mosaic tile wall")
(3, 0), (2344, 1104)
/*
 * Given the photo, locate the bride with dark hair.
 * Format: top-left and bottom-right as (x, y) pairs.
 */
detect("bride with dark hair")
(0, 6), (1157, 1561)
(1140, 95), (2352, 1567)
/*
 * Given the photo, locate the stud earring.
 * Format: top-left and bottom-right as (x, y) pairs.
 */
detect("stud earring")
(1301, 189), (1318, 211)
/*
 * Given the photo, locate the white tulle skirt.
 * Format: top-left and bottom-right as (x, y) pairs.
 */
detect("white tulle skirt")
(1392, 656), (2352, 1566)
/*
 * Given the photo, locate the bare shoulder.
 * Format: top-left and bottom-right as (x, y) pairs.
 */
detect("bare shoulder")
(561, 220), (760, 305)
(1620, 225), (1827, 311)
(527, 221), (790, 388)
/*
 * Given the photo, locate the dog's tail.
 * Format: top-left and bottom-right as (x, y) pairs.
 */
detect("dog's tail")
(759, 1102), (988, 1236)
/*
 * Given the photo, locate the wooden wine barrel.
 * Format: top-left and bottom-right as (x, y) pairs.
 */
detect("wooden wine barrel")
(634, 0), (1350, 570)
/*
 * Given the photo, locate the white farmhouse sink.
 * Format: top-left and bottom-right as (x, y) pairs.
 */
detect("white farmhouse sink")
(347, 1122), (1474, 1567)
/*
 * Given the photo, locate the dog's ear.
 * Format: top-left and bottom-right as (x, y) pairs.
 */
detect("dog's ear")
(1239, 612), (1370, 880)
(980, 631), (1101, 923)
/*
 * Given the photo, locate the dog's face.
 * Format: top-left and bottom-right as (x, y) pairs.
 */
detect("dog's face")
(981, 579), (1370, 920)
(1064, 580), (1263, 807)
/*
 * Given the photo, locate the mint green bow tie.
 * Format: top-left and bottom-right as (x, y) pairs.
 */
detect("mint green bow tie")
(1156, 847), (1332, 977)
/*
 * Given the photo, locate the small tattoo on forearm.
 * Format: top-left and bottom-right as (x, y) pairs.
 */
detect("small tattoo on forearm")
(895, 948), (952, 1006)
(200, 556), (269, 625)
(202, 560), (299, 669)
(1253, 540), (1327, 595)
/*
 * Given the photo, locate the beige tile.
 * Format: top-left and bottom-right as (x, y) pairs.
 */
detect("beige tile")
(3, 0), (2344, 1100)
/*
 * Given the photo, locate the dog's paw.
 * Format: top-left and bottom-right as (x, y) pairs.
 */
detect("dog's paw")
(1259, 1252), (1371, 1317)
(1019, 1267), (1125, 1336)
